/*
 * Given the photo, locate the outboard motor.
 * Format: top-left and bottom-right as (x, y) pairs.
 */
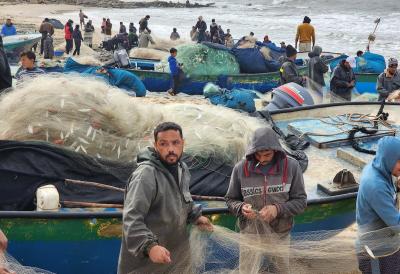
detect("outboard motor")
(265, 82), (314, 111)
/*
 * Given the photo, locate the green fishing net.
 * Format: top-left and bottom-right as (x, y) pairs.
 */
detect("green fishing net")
(175, 44), (240, 77)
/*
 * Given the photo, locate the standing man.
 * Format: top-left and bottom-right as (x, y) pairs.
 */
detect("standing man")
(195, 16), (207, 43)
(1, 18), (17, 37)
(84, 20), (95, 48)
(78, 10), (87, 29)
(118, 122), (213, 274)
(170, 28), (180, 41)
(39, 18), (54, 55)
(308, 45), (329, 93)
(0, 36), (12, 93)
(295, 16), (315, 52)
(209, 19), (218, 42)
(376, 58), (400, 101)
(138, 29), (155, 48)
(105, 19), (112, 41)
(280, 45), (307, 86)
(225, 127), (307, 273)
(356, 136), (400, 274)
(139, 15), (151, 33)
(119, 22), (127, 34)
(330, 57), (356, 102)
(72, 25), (83, 56)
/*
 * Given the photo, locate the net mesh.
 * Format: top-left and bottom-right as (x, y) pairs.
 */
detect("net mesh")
(0, 74), (264, 166)
(0, 252), (55, 274)
(154, 223), (400, 274)
(170, 43), (240, 77)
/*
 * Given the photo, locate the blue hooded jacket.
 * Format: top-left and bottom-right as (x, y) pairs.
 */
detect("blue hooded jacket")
(168, 55), (179, 76)
(356, 136), (400, 232)
(1, 24), (17, 36)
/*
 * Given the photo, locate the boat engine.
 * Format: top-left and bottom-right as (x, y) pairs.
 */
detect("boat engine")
(264, 82), (315, 111)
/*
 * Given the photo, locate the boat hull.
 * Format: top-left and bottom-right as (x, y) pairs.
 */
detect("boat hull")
(3, 34), (41, 64)
(0, 197), (355, 274)
(127, 67), (305, 94)
(354, 73), (379, 94)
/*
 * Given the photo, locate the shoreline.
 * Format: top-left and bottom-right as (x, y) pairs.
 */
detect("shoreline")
(0, 0), (215, 9)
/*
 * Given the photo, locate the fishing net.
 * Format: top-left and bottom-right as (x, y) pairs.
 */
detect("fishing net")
(0, 74), (264, 166)
(148, 222), (400, 274)
(0, 252), (54, 274)
(171, 43), (240, 77)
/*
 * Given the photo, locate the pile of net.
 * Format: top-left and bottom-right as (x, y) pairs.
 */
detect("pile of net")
(0, 252), (55, 274)
(170, 43), (240, 77)
(0, 74), (264, 166)
(160, 222), (400, 273)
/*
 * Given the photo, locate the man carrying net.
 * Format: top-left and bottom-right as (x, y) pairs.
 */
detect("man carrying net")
(225, 127), (307, 273)
(117, 122), (213, 274)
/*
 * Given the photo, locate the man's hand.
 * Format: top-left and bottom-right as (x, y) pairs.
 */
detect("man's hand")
(241, 203), (257, 220)
(259, 205), (278, 223)
(195, 216), (213, 232)
(148, 245), (171, 264)
(0, 230), (7, 252)
(0, 266), (16, 274)
(388, 90), (400, 101)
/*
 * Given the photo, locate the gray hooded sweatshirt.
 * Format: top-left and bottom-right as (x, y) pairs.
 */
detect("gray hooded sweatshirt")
(225, 127), (307, 235)
(118, 147), (201, 274)
(308, 46), (329, 89)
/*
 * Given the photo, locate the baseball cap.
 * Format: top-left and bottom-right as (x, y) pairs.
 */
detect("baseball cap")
(345, 57), (357, 68)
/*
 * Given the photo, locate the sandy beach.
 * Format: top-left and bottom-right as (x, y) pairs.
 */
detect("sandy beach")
(0, 3), (107, 55)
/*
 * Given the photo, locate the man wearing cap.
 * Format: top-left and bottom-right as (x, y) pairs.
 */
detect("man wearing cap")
(1, 18), (17, 37)
(295, 16), (315, 52)
(280, 44), (307, 86)
(376, 58), (400, 102)
(329, 57), (356, 102)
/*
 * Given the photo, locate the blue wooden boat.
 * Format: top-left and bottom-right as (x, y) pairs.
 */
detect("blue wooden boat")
(3, 34), (41, 64)
(1, 101), (398, 273)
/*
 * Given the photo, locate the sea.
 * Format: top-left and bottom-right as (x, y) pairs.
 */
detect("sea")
(57, 0), (400, 59)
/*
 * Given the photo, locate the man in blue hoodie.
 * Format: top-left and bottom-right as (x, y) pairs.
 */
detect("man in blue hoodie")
(1, 18), (17, 37)
(356, 136), (400, 274)
(167, 47), (182, 96)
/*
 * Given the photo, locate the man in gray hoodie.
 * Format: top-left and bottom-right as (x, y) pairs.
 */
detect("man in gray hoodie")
(225, 127), (307, 273)
(307, 45), (329, 93)
(118, 122), (212, 274)
(376, 58), (400, 101)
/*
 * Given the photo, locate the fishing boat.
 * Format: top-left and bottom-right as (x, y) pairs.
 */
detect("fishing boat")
(3, 33), (41, 64)
(1, 101), (398, 274)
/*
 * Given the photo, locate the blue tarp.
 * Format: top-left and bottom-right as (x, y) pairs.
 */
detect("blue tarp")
(64, 58), (146, 97)
(204, 83), (257, 113)
(230, 47), (280, 73)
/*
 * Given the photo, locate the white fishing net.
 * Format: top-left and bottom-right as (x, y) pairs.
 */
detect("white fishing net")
(0, 252), (54, 274)
(0, 74), (264, 165)
(157, 223), (400, 274)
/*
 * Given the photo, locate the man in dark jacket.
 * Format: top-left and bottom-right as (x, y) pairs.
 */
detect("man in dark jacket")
(225, 127), (307, 273)
(280, 45), (306, 86)
(376, 58), (400, 101)
(195, 16), (207, 43)
(330, 57), (356, 102)
(39, 18), (55, 55)
(119, 22), (127, 34)
(307, 45), (329, 93)
(209, 19), (218, 42)
(0, 36), (12, 93)
(118, 122), (213, 274)
(139, 15), (150, 33)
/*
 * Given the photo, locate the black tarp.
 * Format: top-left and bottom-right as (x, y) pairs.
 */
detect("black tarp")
(0, 141), (232, 210)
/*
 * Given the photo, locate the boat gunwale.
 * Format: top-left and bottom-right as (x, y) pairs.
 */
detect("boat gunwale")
(0, 192), (357, 219)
